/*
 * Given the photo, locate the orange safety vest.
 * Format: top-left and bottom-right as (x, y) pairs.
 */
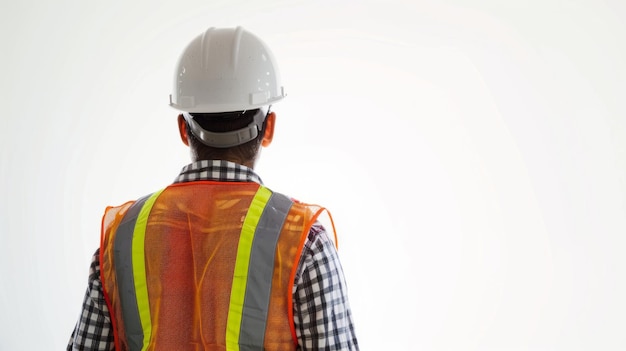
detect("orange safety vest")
(99, 181), (335, 351)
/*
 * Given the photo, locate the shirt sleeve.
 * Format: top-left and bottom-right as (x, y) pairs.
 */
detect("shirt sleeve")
(67, 249), (115, 351)
(293, 224), (360, 351)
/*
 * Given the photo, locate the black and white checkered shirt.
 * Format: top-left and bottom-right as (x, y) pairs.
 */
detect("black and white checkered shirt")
(67, 160), (359, 351)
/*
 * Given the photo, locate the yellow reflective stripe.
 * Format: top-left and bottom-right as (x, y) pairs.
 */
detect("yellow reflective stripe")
(226, 186), (272, 351)
(132, 189), (165, 351)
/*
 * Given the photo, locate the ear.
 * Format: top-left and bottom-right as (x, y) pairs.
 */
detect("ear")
(177, 114), (190, 146)
(261, 112), (276, 147)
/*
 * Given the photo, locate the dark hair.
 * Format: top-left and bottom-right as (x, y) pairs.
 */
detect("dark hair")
(186, 109), (268, 162)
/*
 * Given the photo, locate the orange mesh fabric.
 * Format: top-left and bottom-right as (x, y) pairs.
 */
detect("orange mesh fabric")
(146, 182), (256, 350)
(101, 181), (319, 350)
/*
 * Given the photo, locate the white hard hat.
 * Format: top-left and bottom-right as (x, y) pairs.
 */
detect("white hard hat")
(169, 26), (286, 113)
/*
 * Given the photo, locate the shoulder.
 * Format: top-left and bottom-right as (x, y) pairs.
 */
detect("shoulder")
(303, 222), (337, 258)
(294, 222), (340, 282)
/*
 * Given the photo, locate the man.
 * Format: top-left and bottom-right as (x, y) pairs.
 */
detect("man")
(67, 26), (359, 351)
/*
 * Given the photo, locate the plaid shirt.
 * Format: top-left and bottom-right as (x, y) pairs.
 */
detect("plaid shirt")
(67, 160), (359, 351)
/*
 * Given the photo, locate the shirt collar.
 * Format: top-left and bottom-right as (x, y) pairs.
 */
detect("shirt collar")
(173, 160), (263, 184)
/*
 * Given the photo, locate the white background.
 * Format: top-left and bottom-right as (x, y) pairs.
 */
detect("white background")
(1, 0), (625, 349)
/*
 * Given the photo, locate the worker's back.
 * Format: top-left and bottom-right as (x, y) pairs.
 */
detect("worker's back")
(100, 181), (325, 350)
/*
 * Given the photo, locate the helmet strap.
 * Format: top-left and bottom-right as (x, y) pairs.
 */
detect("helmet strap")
(182, 108), (267, 148)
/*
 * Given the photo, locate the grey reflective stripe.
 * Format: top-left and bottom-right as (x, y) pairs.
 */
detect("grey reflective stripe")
(239, 192), (293, 350)
(113, 195), (151, 351)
